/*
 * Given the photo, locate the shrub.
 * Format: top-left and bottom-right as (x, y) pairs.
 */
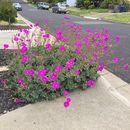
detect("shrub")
(0, 0), (17, 27)
(88, 4), (95, 9)
(7, 19), (113, 103)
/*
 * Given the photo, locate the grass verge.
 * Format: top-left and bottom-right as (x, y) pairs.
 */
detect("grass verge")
(103, 12), (130, 23)
(68, 7), (109, 16)
(0, 20), (26, 25)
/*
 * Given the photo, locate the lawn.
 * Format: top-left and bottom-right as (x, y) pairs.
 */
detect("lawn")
(103, 12), (130, 23)
(68, 7), (109, 16)
(0, 20), (26, 25)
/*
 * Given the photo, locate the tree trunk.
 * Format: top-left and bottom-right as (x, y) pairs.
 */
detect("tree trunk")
(8, 17), (11, 29)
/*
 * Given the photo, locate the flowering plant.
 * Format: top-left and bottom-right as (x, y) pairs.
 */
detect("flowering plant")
(7, 18), (116, 105)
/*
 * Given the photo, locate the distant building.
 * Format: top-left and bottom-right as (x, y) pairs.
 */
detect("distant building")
(66, 0), (77, 7)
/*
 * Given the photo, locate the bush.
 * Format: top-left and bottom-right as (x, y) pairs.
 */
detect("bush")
(76, 0), (84, 7)
(0, 0), (17, 26)
(77, 0), (92, 8)
(6, 19), (113, 103)
(88, 4), (95, 9)
(100, 0), (109, 8)
(9, 45), (99, 102)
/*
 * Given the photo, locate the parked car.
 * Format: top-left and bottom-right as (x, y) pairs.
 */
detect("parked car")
(13, 3), (22, 11)
(37, 2), (49, 10)
(61, 2), (69, 7)
(52, 3), (67, 14)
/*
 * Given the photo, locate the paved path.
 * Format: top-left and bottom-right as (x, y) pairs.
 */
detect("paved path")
(0, 31), (18, 49)
(0, 77), (130, 130)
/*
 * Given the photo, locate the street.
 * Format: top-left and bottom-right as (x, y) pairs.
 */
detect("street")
(13, 0), (130, 83)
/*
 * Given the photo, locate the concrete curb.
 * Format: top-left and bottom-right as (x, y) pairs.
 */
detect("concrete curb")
(100, 18), (130, 25)
(83, 16), (101, 20)
(83, 16), (130, 25)
(100, 69), (130, 107)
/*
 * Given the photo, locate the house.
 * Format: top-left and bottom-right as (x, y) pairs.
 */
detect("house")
(66, 0), (77, 7)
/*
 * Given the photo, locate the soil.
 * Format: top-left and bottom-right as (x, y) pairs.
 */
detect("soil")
(0, 49), (14, 66)
(0, 25), (30, 30)
(0, 49), (26, 115)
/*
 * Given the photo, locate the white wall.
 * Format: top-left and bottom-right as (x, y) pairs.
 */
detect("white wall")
(66, 0), (77, 7)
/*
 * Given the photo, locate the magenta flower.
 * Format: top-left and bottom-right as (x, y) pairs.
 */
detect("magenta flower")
(86, 80), (95, 87)
(21, 82), (27, 88)
(51, 82), (60, 89)
(66, 98), (71, 103)
(17, 79), (24, 84)
(98, 63), (105, 72)
(15, 98), (23, 104)
(123, 64), (129, 71)
(38, 69), (47, 77)
(85, 28), (92, 33)
(41, 76), (48, 82)
(104, 46), (108, 51)
(90, 60), (93, 65)
(32, 53), (39, 57)
(20, 46), (28, 53)
(42, 34), (50, 39)
(24, 69), (35, 76)
(14, 36), (19, 42)
(63, 16), (70, 19)
(45, 43), (52, 51)
(3, 44), (9, 49)
(21, 55), (29, 63)
(23, 29), (29, 35)
(83, 55), (87, 60)
(64, 101), (70, 108)
(26, 39), (31, 42)
(74, 42), (82, 48)
(67, 59), (75, 65)
(59, 45), (65, 52)
(74, 49), (81, 54)
(21, 42), (27, 46)
(34, 23), (39, 27)
(65, 63), (73, 69)
(94, 42), (100, 46)
(56, 34), (62, 41)
(55, 65), (63, 71)
(96, 33), (101, 38)
(63, 37), (69, 42)
(113, 57), (119, 63)
(50, 72), (58, 80)
(75, 70), (80, 75)
(116, 36), (120, 44)
(93, 53), (97, 57)
(63, 90), (69, 97)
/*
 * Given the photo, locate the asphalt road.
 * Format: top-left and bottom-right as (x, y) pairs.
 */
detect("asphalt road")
(13, 0), (130, 83)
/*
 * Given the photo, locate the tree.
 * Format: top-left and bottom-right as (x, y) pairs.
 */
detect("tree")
(0, 0), (17, 28)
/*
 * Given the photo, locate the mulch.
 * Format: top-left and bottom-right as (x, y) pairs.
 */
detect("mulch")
(0, 25), (30, 30)
(0, 49), (26, 115)
(0, 49), (14, 66)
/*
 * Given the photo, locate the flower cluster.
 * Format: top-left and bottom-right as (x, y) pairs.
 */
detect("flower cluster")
(5, 16), (129, 107)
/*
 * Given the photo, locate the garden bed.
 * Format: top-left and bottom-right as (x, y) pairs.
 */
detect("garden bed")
(0, 25), (30, 30)
(0, 49), (26, 114)
(0, 71), (26, 115)
(0, 49), (14, 66)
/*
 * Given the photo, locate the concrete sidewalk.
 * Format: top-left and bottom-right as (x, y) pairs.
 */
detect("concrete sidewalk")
(0, 77), (130, 130)
(0, 31), (18, 49)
